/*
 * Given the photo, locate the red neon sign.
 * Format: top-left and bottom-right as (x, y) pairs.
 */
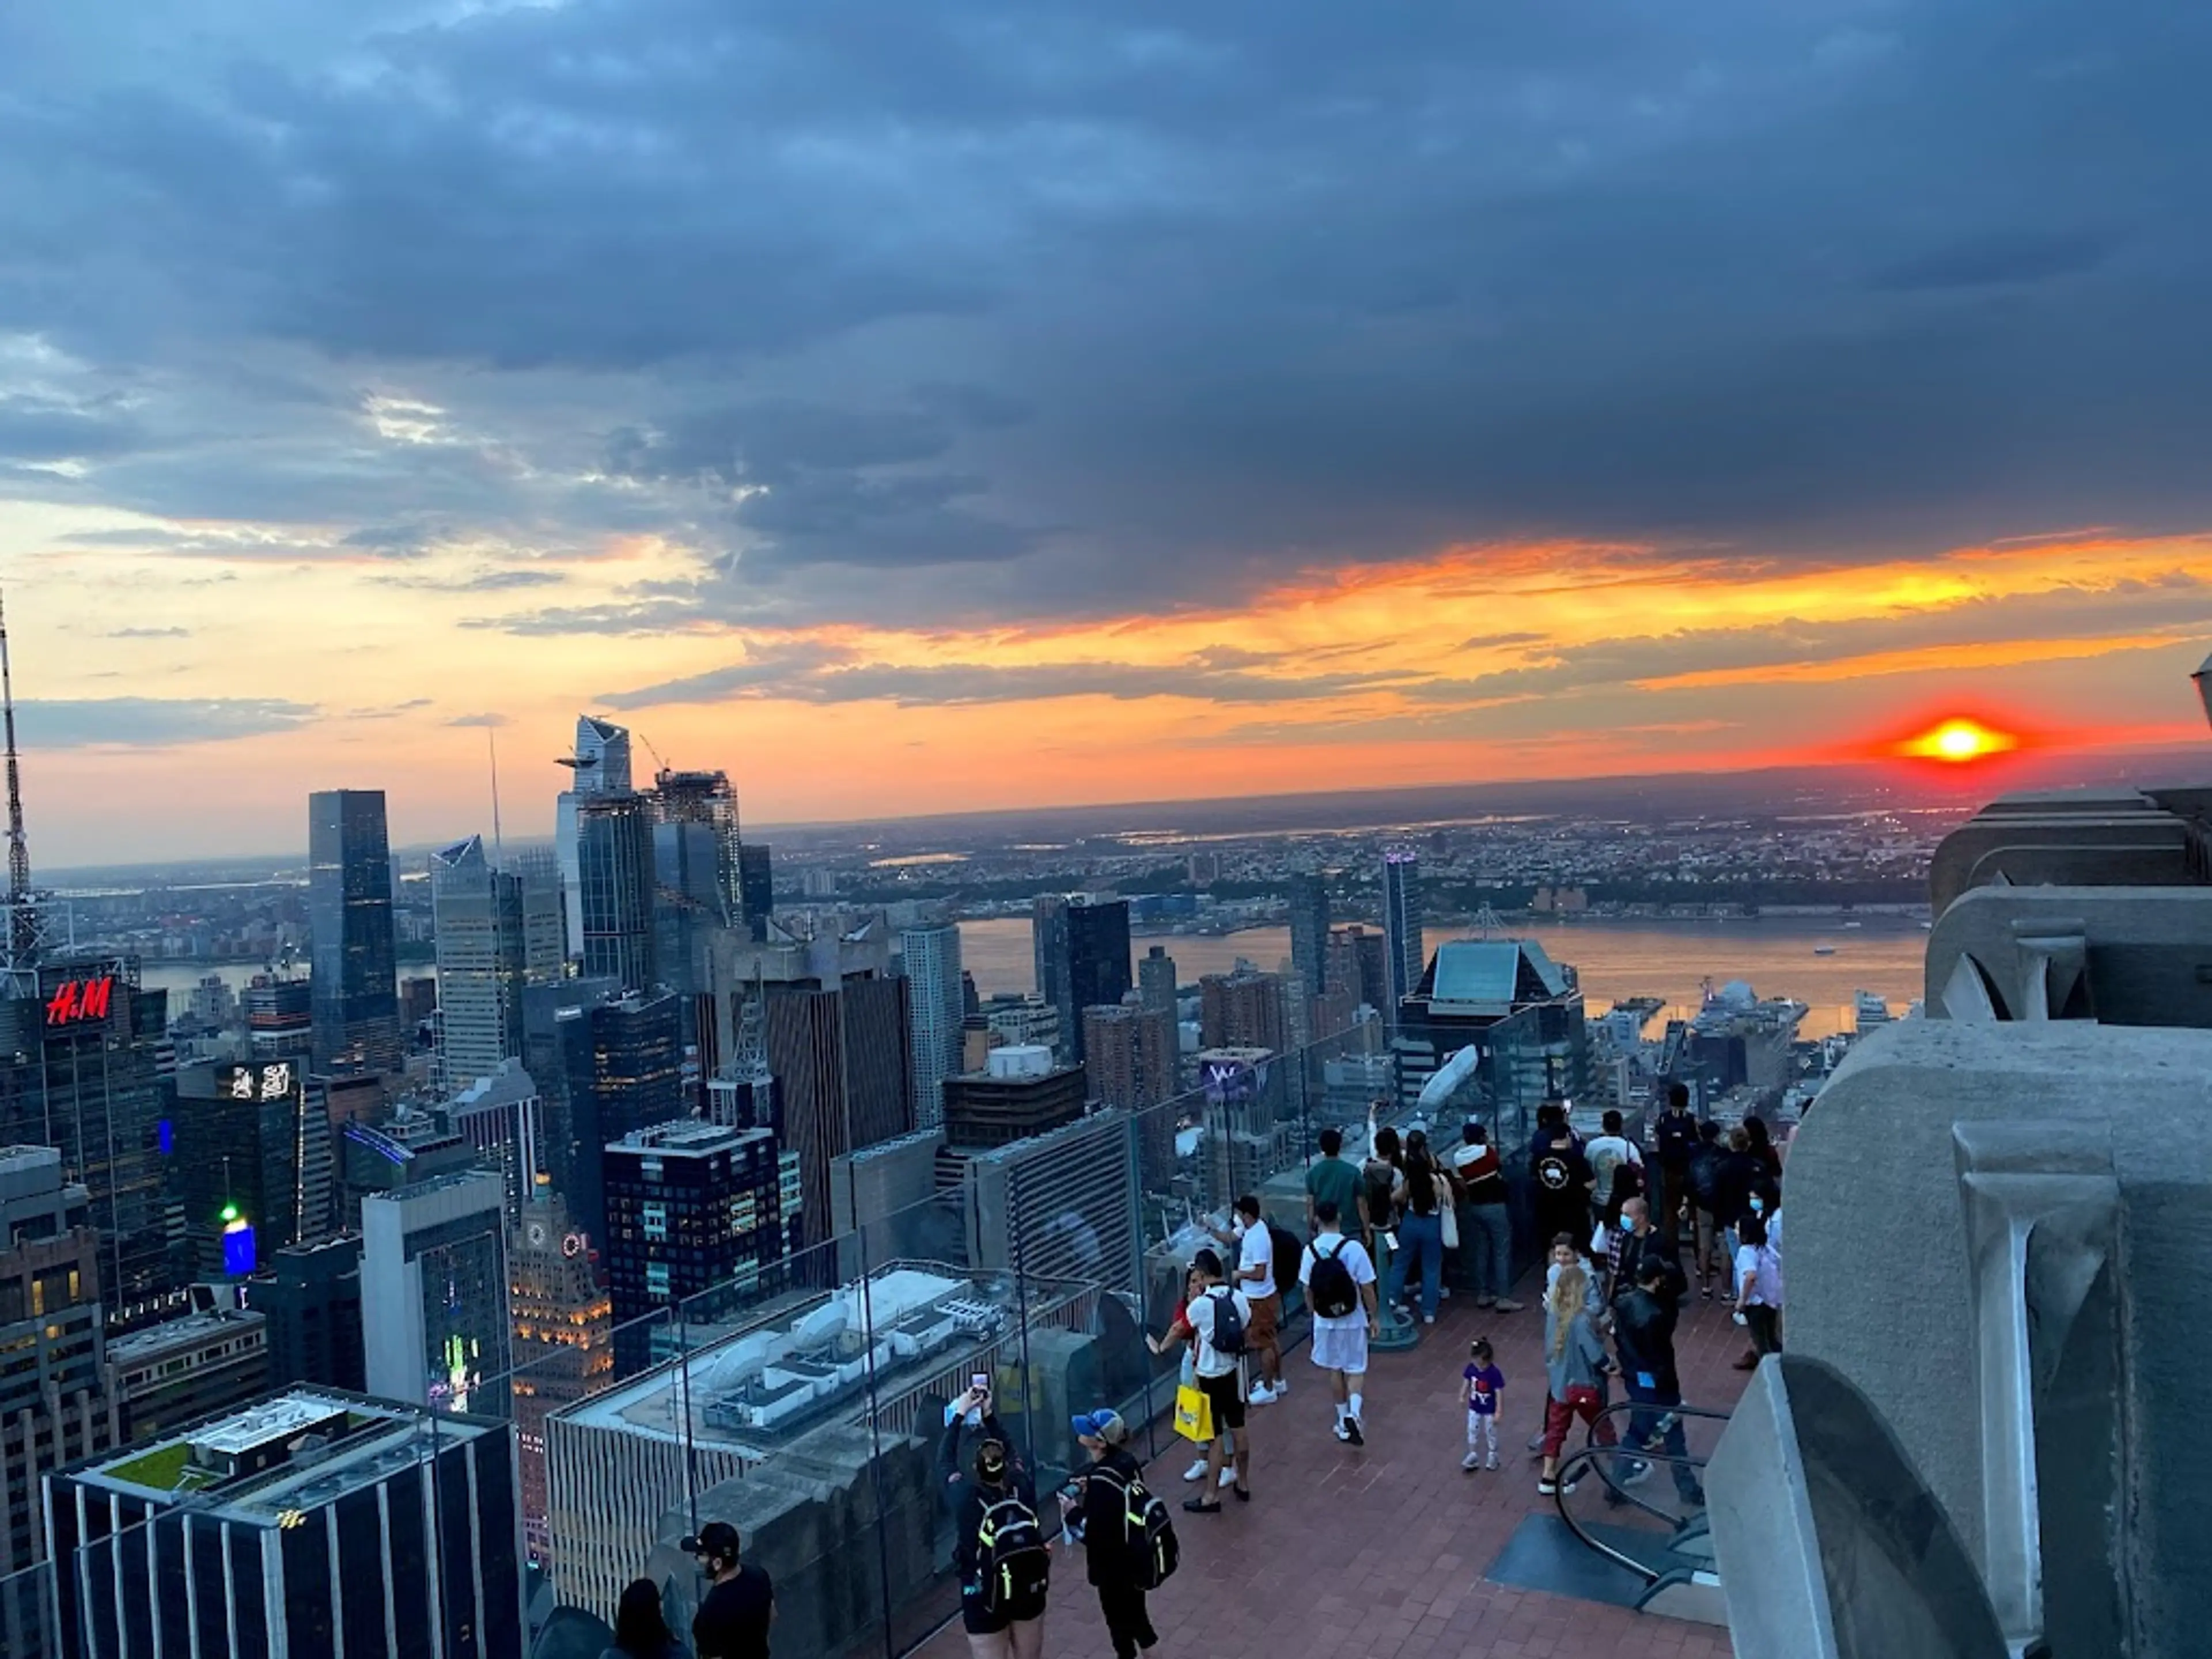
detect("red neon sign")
(45, 976), (116, 1028)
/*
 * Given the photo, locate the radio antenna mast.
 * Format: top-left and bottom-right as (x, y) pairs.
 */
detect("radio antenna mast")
(0, 588), (44, 994)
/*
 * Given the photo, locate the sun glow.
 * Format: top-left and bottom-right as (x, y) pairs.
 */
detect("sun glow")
(1899, 717), (2020, 763)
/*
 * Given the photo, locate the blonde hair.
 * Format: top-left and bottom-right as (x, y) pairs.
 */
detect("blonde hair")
(1550, 1265), (1590, 1358)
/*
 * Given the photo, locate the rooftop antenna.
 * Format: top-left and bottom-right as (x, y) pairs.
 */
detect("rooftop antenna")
(487, 727), (505, 862)
(0, 588), (44, 995)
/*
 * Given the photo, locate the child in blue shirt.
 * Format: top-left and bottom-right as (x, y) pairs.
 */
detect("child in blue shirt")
(1461, 1338), (1506, 1471)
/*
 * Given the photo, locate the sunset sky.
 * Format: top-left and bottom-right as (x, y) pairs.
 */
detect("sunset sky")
(2, 1), (2209, 863)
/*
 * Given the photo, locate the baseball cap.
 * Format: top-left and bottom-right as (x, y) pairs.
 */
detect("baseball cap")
(680, 1521), (740, 1560)
(1070, 1408), (1128, 1445)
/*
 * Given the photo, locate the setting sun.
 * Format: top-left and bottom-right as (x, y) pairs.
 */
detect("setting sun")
(1898, 717), (2020, 763)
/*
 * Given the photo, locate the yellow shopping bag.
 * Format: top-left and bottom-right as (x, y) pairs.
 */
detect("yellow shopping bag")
(1175, 1382), (1214, 1444)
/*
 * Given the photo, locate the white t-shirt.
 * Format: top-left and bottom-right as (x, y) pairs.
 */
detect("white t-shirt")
(1735, 1243), (1769, 1307)
(1191, 1286), (1254, 1377)
(1298, 1233), (1377, 1329)
(1585, 1134), (1642, 1202)
(1236, 1221), (1277, 1300)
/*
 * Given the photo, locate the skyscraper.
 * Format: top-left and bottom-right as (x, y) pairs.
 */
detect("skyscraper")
(506, 843), (570, 982)
(510, 1190), (611, 1569)
(651, 767), (742, 922)
(577, 790), (657, 991)
(650, 815), (725, 999)
(1138, 943), (1178, 1021)
(902, 922), (964, 1129)
(763, 972), (915, 1247)
(47, 1389), (522, 1659)
(1082, 996), (1178, 1186)
(601, 1120), (782, 1374)
(0, 959), (176, 1302)
(737, 842), (775, 941)
(242, 973), (313, 1060)
(431, 834), (529, 1089)
(308, 788), (402, 1073)
(549, 990), (684, 1244)
(169, 1060), (333, 1275)
(556, 714), (633, 964)
(258, 1234), (365, 1393)
(361, 1168), (512, 1415)
(446, 1059), (546, 1223)
(941, 1045), (1088, 1149)
(1287, 872), (1331, 997)
(0, 1146), (113, 1587)
(1199, 966), (1290, 1053)
(1033, 895), (1131, 1063)
(1382, 850), (1425, 1014)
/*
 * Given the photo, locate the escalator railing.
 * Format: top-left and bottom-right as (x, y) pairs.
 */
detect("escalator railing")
(1552, 1397), (1731, 1625)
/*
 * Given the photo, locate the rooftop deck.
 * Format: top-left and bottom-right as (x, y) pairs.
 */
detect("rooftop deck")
(921, 1262), (1747, 1659)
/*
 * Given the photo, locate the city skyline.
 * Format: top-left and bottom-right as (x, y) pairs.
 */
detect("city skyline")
(1, 5), (2209, 862)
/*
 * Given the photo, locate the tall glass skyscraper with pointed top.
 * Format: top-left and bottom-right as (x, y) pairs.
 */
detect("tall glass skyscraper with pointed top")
(1382, 849), (1425, 1015)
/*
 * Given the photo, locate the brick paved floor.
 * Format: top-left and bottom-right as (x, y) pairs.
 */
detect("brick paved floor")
(918, 1263), (1749, 1659)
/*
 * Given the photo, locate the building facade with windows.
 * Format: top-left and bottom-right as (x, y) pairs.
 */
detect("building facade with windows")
(307, 789), (403, 1074)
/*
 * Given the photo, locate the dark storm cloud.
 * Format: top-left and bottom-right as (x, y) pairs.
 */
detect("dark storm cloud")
(1, 0), (2209, 622)
(600, 647), (1412, 710)
(17, 697), (315, 745)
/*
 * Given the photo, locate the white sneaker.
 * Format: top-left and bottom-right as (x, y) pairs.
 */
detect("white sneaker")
(1461, 1451), (1481, 1471)
(1249, 1382), (1279, 1407)
(1182, 1458), (1209, 1482)
(1218, 1466), (1237, 1488)
(1485, 1456), (1498, 1471)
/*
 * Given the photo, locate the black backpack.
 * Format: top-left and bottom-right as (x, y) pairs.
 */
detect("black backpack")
(1203, 1287), (1247, 1357)
(1307, 1237), (1359, 1319)
(976, 1490), (1050, 1613)
(1098, 1468), (1180, 1590)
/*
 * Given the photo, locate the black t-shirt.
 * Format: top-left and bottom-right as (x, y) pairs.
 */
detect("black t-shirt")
(694, 1567), (774, 1659)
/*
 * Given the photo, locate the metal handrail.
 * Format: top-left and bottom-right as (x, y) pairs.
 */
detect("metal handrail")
(1551, 1397), (1732, 1585)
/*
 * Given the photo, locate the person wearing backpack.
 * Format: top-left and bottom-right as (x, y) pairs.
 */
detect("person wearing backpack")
(940, 1389), (1048, 1658)
(1066, 1409), (1171, 1659)
(1181, 1247), (1253, 1512)
(1298, 1199), (1380, 1445)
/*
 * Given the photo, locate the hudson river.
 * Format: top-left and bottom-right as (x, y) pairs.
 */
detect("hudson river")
(955, 915), (1927, 1039)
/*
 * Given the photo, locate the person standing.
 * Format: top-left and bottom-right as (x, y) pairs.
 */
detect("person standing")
(683, 1523), (774, 1659)
(604, 1580), (690, 1659)
(1584, 1109), (1643, 1233)
(1651, 1084), (1699, 1247)
(1066, 1410), (1160, 1659)
(1448, 1121), (1522, 1312)
(1214, 1196), (1285, 1404)
(1685, 1122), (1726, 1300)
(1611, 1253), (1707, 1506)
(1182, 1248), (1253, 1512)
(1713, 1126), (1763, 1294)
(1305, 1126), (1366, 1241)
(1146, 1267), (1229, 1488)
(938, 1402), (1049, 1659)
(1529, 1104), (1589, 1259)
(1537, 1264), (1618, 1498)
(1733, 1212), (1785, 1370)
(1460, 1338), (1506, 1471)
(1300, 1199), (1380, 1445)
(1607, 1196), (1685, 1309)
(1385, 1133), (1448, 1325)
